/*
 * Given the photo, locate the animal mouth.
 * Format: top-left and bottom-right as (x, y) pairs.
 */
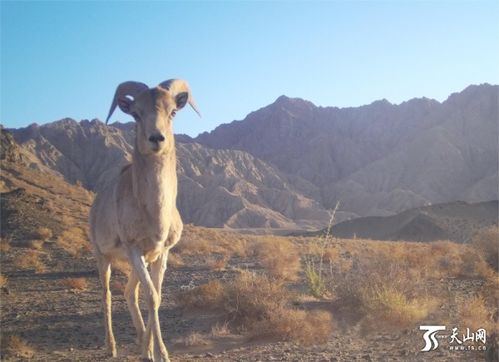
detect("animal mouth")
(150, 143), (161, 153)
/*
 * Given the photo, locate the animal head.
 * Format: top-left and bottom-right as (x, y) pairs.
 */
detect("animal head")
(106, 79), (200, 155)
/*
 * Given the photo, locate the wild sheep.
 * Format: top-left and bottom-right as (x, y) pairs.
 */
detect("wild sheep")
(89, 79), (200, 362)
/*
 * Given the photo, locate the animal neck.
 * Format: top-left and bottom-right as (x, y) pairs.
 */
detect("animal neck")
(131, 142), (177, 220)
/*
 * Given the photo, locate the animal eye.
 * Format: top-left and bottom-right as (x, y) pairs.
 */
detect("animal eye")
(171, 110), (177, 118)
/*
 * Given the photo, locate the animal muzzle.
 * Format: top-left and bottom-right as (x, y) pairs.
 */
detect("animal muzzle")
(148, 134), (165, 144)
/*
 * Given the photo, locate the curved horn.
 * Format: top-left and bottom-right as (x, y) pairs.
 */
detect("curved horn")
(106, 81), (149, 124)
(158, 79), (201, 117)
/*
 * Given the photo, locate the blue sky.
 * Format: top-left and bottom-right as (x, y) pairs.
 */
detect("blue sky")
(1, 1), (498, 137)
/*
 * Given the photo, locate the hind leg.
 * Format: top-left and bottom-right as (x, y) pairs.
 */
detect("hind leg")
(96, 255), (117, 357)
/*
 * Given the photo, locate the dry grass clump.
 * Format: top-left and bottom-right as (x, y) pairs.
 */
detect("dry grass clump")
(254, 236), (301, 281)
(175, 332), (209, 347)
(472, 226), (498, 272)
(176, 271), (333, 345)
(34, 226), (53, 241)
(176, 280), (224, 310)
(459, 295), (495, 332)
(13, 250), (46, 273)
(175, 225), (249, 258)
(211, 322), (231, 337)
(57, 227), (89, 257)
(424, 240), (490, 278)
(111, 280), (125, 293)
(111, 258), (131, 275)
(168, 252), (184, 268)
(333, 251), (437, 330)
(0, 274), (8, 288)
(252, 307), (332, 345)
(323, 246), (340, 263)
(360, 284), (436, 328)
(364, 239), (491, 279)
(226, 271), (332, 344)
(25, 239), (44, 250)
(2, 335), (34, 358)
(205, 255), (228, 271)
(61, 277), (88, 291)
(0, 237), (11, 253)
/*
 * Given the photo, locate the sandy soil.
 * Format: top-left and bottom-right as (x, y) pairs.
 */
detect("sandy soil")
(0, 250), (488, 362)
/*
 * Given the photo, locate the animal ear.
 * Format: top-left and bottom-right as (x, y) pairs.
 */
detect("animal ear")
(175, 92), (189, 110)
(118, 96), (133, 114)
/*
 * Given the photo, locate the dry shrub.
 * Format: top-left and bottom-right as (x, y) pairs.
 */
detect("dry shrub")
(0, 274), (7, 288)
(26, 239), (44, 250)
(223, 271), (291, 326)
(168, 252), (184, 268)
(0, 238), (11, 253)
(211, 322), (231, 337)
(334, 251), (437, 330)
(81, 241), (93, 253)
(254, 236), (301, 281)
(175, 332), (209, 347)
(459, 295), (495, 332)
(205, 255), (228, 271)
(252, 307), (332, 345)
(2, 335), (34, 358)
(360, 284), (436, 328)
(176, 237), (211, 255)
(482, 272), (499, 307)
(57, 227), (89, 257)
(61, 277), (88, 291)
(323, 247), (340, 263)
(176, 225), (249, 258)
(34, 226), (53, 241)
(13, 250), (45, 273)
(60, 214), (75, 225)
(111, 280), (125, 293)
(471, 274), (499, 337)
(112, 258), (131, 275)
(226, 272), (332, 344)
(176, 280), (224, 310)
(382, 240), (490, 279)
(427, 240), (492, 278)
(473, 226), (498, 272)
(176, 271), (333, 345)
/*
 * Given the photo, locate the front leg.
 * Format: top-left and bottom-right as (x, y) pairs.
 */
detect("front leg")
(128, 247), (169, 362)
(149, 250), (169, 362)
(124, 270), (146, 346)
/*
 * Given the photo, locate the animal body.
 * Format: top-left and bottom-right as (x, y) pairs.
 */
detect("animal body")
(89, 79), (200, 361)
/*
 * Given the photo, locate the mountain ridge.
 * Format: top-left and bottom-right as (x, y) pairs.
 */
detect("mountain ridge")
(5, 83), (498, 229)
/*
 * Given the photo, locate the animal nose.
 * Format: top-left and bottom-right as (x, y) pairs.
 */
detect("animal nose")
(148, 134), (165, 143)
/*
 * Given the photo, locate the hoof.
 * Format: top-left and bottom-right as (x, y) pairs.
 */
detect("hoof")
(154, 350), (169, 362)
(108, 349), (117, 358)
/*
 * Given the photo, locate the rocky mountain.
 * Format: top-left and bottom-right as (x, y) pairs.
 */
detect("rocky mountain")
(9, 122), (332, 230)
(6, 83), (498, 230)
(195, 84), (499, 216)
